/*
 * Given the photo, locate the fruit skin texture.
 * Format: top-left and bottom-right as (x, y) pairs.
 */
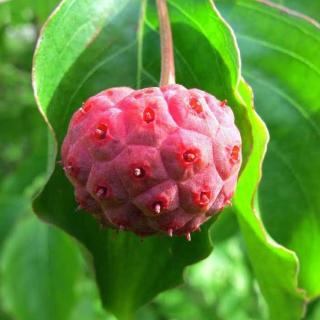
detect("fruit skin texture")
(61, 84), (242, 238)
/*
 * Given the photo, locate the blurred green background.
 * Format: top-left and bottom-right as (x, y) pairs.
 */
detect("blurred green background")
(0, 1), (320, 319)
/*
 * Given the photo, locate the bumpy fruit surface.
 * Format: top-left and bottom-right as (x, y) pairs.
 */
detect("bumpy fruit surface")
(61, 84), (242, 238)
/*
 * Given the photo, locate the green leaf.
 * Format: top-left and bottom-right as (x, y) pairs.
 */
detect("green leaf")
(32, 0), (304, 318)
(0, 216), (83, 320)
(233, 80), (305, 319)
(217, 0), (320, 300)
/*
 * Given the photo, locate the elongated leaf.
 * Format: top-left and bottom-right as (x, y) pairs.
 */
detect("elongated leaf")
(217, 0), (320, 300)
(234, 80), (305, 319)
(0, 216), (83, 320)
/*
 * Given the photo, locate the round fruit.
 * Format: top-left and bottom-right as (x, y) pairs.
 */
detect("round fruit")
(61, 84), (242, 239)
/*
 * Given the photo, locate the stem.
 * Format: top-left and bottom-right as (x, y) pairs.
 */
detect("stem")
(137, 0), (147, 88)
(156, 0), (175, 86)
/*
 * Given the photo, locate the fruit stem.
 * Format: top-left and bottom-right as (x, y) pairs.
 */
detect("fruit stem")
(156, 0), (175, 86)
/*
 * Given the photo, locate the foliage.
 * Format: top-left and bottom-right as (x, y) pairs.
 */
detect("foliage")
(0, 0), (319, 319)
(217, 0), (320, 299)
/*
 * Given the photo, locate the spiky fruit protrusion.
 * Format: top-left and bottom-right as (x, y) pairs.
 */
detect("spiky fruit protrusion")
(61, 84), (242, 238)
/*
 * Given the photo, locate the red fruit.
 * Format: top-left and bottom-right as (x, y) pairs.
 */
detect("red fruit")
(61, 85), (242, 238)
